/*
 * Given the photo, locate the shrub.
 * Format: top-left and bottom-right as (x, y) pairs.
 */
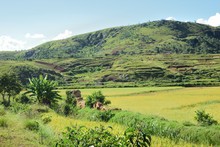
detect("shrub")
(85, 91), (111, 108)
(98, 110), (115, 122)
(64, 105), (71, 116)
(9, 102), (29, 113)
(56, 125), (151, 147)
(195, 110), (218, 126)
(25, 120), (40, 131)
(42, 116), (52, 124)
(0, 107), (6, 116)
(16, 94), (32, 104)
(0, 118), (8, 127)
(65, 91), (76, 106)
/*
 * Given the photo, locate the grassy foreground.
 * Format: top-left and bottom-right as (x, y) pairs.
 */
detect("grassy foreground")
(1, 86), (220, 146)
(0, 109), (203, 147)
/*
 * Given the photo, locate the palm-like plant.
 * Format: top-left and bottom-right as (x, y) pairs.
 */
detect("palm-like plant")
(25, 75), (61, 107)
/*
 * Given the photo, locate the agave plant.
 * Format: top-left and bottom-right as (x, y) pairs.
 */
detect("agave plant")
(25, 75), (61, 107)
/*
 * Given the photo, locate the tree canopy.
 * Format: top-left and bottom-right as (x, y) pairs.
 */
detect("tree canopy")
(0, 73), (22, 106)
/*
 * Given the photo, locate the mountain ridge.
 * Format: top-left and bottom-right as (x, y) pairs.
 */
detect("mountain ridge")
(1, 20), (220, 60)
(0, 20), (220, 88)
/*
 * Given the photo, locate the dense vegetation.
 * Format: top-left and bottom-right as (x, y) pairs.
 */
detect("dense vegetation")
(3, 20), (220, 60)
(0, 20), (220, 87)
(0, 75), (220, 146)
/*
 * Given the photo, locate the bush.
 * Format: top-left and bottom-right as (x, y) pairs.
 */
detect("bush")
(98, 110), (115, 122)
(64, 105), (71, 116)
(25, 120), (40, 131)
(195, 110), (218, 126)
(9, 102), (29, 113)
(16, 94), (32, 104)
(56, 125), (151, 147)
(65, 91), (76, 106)
(0, 106), (6, 116)
(0, 118), (8, 128)
(42, 116), (52, 124)
(85, 91), (111, 108)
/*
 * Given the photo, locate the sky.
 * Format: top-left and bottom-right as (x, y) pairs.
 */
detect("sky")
(0, 0), (220, 51)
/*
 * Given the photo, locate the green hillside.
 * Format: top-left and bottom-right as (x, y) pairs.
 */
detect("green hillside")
(0, 20), (220, 87)
(2, 20), (220, 60)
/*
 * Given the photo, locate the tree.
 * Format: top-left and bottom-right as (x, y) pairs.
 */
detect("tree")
(85, 91), (110, 108)
(0, 74), (22, 107)
(195, 110), (218, 126)
(25, 75), (61, 107)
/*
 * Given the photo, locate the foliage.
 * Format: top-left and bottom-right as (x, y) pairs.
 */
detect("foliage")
(65, 91), (76, 106)
(56, 125), (151, 147)
(97, 110), (115, 122)
(0, 106), (6, 116)
(109, 110), (220, 145)
(25, 120), (40, 131)
(0, 118), (8, 128)
(10, 20), (220, 60)
(0, 73), (22, 107)
(42, 116), (52, 124)
(1, 20), (220, 88)
(16, 94), (32, 104)
(85, 91), (110, 108)
(25, 75), (61, 107)
(194, 110), (218, 126)
(24, 104), (49, 119)
(9, 102), (29, 113)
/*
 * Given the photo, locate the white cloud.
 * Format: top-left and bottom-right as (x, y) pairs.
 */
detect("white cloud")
(25, 33), (46, 39)
(53, 30), (73, 40)
(196, 13), (220, 27)
(166, 16), (176, 21)
(0, 36), (26, 51)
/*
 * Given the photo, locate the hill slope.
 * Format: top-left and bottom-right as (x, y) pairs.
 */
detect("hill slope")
(5, 20), (220, 60)
(0, 20), (220, 87)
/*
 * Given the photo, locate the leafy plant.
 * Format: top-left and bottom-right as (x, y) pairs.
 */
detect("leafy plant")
(0, 106), (6, 116)
(65, 91), (76, 106)
(25, 120), (40, 131)
(85, 91), (110, 108)
(194, 110), (218, 126)
(56, 125), (151, 147)
(9, 102), (29, 113)
(25, 75), (61, 107)
(0, 73), (22, 107)
(98, 110), (115, 122)
(42, 116), (52, 124)
(16, 94), (32, 104)
(0, 118), (8, 128)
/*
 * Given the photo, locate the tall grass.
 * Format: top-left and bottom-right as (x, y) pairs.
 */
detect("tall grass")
(109, 111), (220, 146)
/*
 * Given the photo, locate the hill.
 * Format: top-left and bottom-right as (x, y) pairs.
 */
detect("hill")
(0, 20), (220, 87)
(2, 20), (220, 60)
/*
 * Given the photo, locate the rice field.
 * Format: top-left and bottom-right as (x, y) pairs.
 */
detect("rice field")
(59, 87), (220, 123)
(45, 112), (204, 147)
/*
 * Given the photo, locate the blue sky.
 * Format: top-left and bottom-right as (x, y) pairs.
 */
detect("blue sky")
(0, 0), (220, 51)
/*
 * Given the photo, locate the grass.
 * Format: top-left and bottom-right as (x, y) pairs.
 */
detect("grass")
(59, 86), (220, 123)
(1, 86), (219, 146)
(0, 113), (47, 147)
(107, 87), (220, 123)
(58, 86), (182, 97)
(44, 111), (203, 147)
